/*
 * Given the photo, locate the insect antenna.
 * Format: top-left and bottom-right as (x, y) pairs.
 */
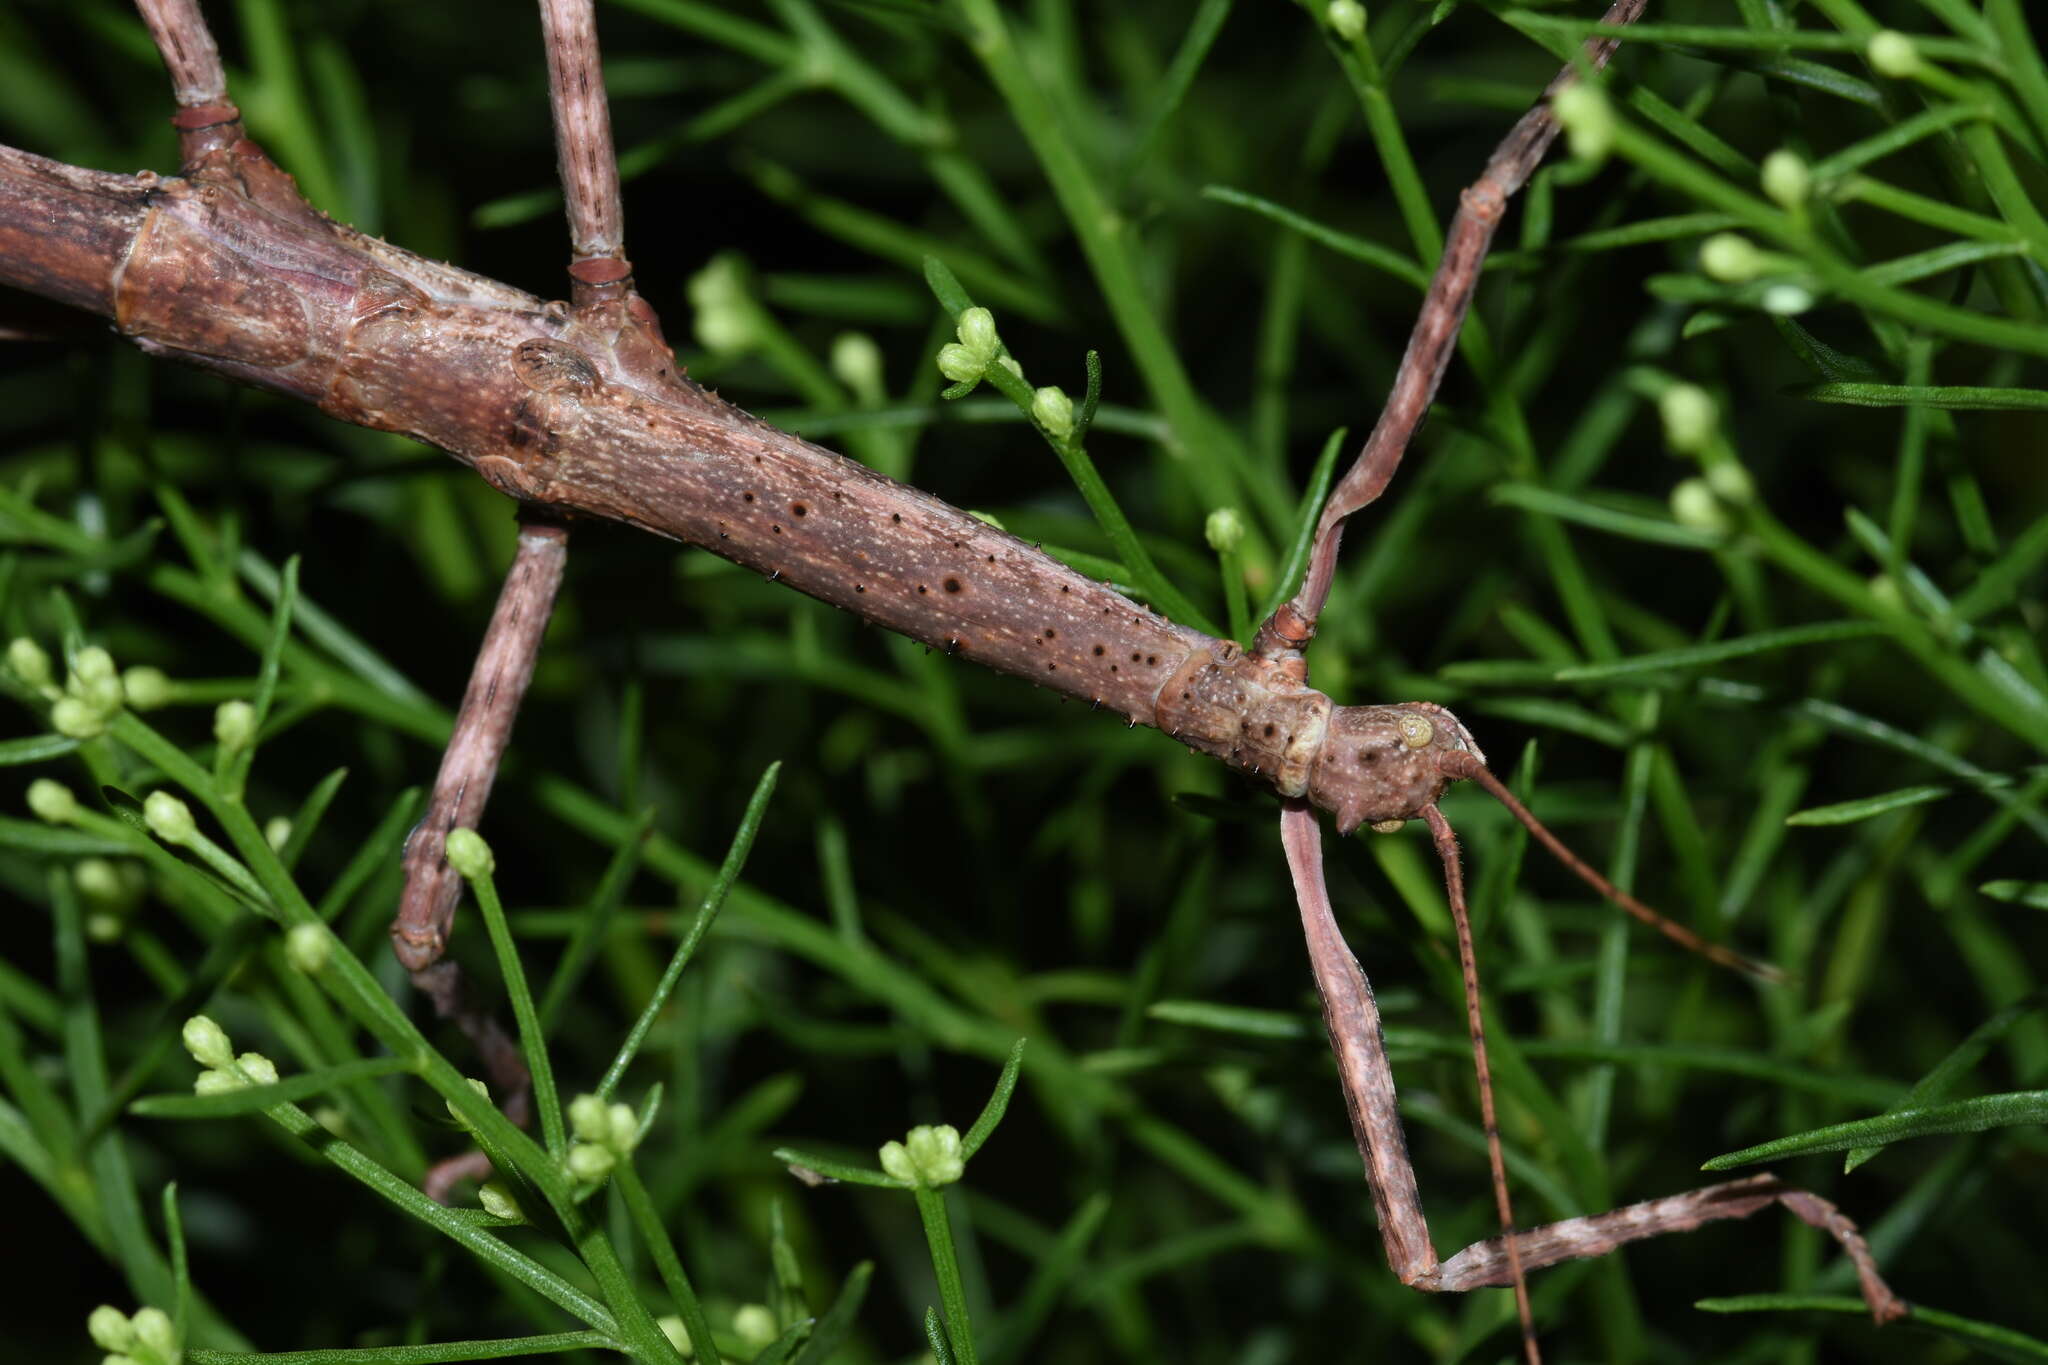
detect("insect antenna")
(1438, 750), (1787, 984)
(1419, 803), (1540, 1363)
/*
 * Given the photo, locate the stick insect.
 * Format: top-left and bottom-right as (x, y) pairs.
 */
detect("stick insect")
(0, 0), (1918, 1355)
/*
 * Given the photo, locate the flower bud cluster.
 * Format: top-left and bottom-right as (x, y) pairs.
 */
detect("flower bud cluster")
(878, 1122), (965, 1187)
(564, 1092), (641, 1187)
(936, 306), (1002, 390)
(181, 1015), (278, 1095)
(49, 645), (126, 740)
(88, 1303), (181, 1365)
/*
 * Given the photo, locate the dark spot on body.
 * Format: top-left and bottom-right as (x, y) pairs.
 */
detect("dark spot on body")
(855, 584), (866, 593)
(772, 524), (782, 534)
(743, 492), (755, 503)
(1092, 645), (1105, 656)
(792, 503), (807, 517)
(944, 578), (962, 593)
(1044, 628), (1057, 639)
(1147, 655), (1159, 666)
(892, 513), (902, 523)
(1263, 724), (1275, 737)
(917, 585), (928, 594)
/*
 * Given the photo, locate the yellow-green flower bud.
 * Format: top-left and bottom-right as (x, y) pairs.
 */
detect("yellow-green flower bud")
(264, 817), (292, 851)
(687, 257), (757, 354)
(130, 1306), (177, 1360)
(568, 1093), (610, 1144)
(71, 646), (116, 687)
(607, 1101), (639, 1152)
(829, 332), (884, 403)
(446, 1076), (490, 1131)
(122, 666), (173, 711)
(7, 637), (52, 688)
(955, 307), (997, 363)
(1031, 385), (1074, 441)
(1867, 30), (1920, 78)
(1205, 507), (1245, 554)
(194, 1069), (240, 1096)
(144, 792), (197, 846)
(1658, 384), (1716, 456)
(936, 342), (983, 384)
(1551, 83), (1613, 164)
(879, 1123), (965, 1186)
(237, 1052), (278, 1086)
(1327, 0), (1366, 42)
(52, 697), (108, 739)
(285, 923), (331, 974)
(478, 1180), (525, 1222)
(28, 778), (79, 824)
(182, 1015), (234, 1070)
(88, 1306), (136, 1353)
(1669, 478), (1730, 535)
(75, 858), (123, 903)
(656, 1315), (695, 1357)
(443, 827), (494, 880)
(1706, 460), (1754, 506)
(1699, 233), (1766, 284)
(731, 1305), (779, 1350)
(213, 700), (256, 752)
(1760, 150), (1810, 209)
(566, 1142), (616, 1183)
(1762, 283), (1814, 316)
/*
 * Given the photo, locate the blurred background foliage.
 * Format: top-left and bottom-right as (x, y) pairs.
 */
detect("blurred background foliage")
(2, 0), (2046, 1360)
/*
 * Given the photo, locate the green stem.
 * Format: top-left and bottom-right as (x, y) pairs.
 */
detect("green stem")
(911, 1184), (978, 1365)
(466, 861), (566, 1158)
(948, 0), (1284, 540)
(614, 1161), (722, 1364)
(186, 1331), (619, 1363)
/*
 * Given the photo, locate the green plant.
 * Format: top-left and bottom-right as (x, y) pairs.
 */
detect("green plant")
(2, 1), (2045, 1361)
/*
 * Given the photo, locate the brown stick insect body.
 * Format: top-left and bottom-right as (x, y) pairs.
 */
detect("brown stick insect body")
(0, 0), (1912, 1349)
